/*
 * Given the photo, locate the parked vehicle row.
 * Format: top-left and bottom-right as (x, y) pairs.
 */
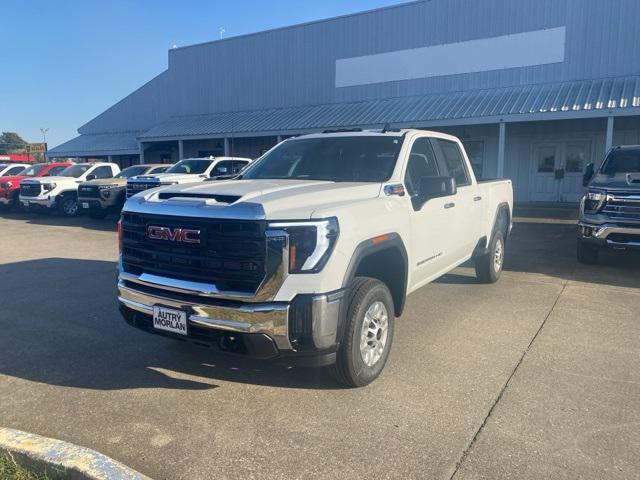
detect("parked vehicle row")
(116, 129), (514, 387)
(3, 156), (252, 218)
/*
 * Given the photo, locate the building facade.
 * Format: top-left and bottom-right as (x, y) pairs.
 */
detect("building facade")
(48, 0), (640, 203)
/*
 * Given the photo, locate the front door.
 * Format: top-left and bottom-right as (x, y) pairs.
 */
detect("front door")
(530, 141), (591, 202)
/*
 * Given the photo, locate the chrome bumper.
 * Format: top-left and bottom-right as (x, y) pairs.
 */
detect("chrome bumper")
(579, 222), (640, 248)
(118, 278), (344, 353)
(19, 196), (55, 207)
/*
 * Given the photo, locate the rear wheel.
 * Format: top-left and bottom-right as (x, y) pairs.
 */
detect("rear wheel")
(330, 277), (395, 388)
(59, 194), (79, 217)
(577, 239), (599, 264)
(475, 230), (505, 283)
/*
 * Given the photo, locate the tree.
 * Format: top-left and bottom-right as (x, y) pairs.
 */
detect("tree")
(0, 132), (28, 153)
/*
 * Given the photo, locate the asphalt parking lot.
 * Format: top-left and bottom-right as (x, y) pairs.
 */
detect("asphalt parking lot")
(0, 209), (639, 480)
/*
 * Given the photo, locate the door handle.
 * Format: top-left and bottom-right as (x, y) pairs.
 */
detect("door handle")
(444, 202), (455, 209)
(473, 196), (482, 202)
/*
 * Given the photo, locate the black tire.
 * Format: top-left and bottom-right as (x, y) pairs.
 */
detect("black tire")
(58, 194), (79, 217)
(577, 239), (599, 264)
(88, 208), (108, 219)
(475, 230), (505, 283)
(330, 277), (395, 388)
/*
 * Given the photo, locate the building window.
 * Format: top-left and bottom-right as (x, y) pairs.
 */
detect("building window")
(463, 140), (485, 179)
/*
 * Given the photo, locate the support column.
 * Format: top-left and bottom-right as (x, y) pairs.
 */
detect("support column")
(497, 121), (506, 178)
(178, 139), (184, 160)
(277, 135), (283, 143)
(605, 116), (614, 152)
(107, 155), (113, 163)
(138, 142), (145, 165)
(224, 138), (230, 156)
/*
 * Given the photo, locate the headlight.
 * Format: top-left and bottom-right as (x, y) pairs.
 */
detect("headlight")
(583, 190), (607, 213)
(42, 183), (56, 192)
(0, 181), (12, 189)
(160, 181), (178, 186)
(268, 218), (339, 273)
(99, 184), (119, 198)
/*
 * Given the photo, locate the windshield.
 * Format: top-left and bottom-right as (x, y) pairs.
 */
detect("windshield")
(166, 159), (212, 175)
(241, 136), (402, 182)
(601, 150), (640, 175)
(116, 165), (148, 179)
(20, 164), (47, 177)
(59, 164), (92, 178)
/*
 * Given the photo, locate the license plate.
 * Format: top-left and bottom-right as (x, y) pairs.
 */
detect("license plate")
(153, 306), (188, 335)
(22, 201), (29, 207)
(82, 202), (89, 209)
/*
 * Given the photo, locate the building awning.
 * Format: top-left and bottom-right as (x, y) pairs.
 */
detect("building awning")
(139, 75), (640, 140)
(47, 131), (143, 158)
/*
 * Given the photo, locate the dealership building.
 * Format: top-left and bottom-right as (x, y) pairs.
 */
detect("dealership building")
(48, 0), (640, 203)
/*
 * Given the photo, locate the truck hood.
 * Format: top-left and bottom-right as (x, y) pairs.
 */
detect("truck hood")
(128, 179), (382, 219)
(589, 172), (640, 191)
(132, 173), (206, 184)
(80, 178), (127, 187)
(0, 174), (29, 185)
(22, 176), (82, 185)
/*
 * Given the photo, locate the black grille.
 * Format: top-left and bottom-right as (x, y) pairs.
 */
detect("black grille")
(78, 185), (100, 198)
(20, 183), (42, 197)
(127, 181), (159, 198)
(608, 232), (640, 244)
(602, 192), (640, 221)
(121, 212), (267, 293)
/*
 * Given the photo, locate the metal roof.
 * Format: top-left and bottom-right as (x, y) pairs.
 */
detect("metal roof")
(139, 76), (640, 140)
(47, 132), (142, 157)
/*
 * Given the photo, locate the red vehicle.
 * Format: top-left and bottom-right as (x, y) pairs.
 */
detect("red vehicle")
(0, 162), (72, 210)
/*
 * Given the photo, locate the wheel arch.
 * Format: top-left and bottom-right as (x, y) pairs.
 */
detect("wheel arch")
(342, 233), (409, 317)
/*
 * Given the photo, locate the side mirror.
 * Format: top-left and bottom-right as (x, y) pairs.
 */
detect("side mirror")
(414, 176), (457, 210)
(86, 174), (96, 181)
(582, 162), (595, 187)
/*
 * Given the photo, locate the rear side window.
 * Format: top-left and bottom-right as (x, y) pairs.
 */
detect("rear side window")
(3, 166), (26, 176)
(404, 138), (440, 196)
(436, 139), (471, 187)
(45, 166), (67, 176)
(211, 160), (236, 177)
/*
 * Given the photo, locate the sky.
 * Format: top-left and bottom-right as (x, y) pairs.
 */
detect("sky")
(1, 0), (404, 148)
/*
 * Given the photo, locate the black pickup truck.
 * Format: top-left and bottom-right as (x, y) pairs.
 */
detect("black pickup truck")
(578, 145), (640, 263)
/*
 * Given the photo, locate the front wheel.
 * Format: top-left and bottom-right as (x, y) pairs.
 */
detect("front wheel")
(330, 277), (395, 388)
(475, 230), (505, 283)
(59, 195), (79, 217)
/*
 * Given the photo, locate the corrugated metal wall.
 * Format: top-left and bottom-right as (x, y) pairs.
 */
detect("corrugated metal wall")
(79, 0), (640, 134)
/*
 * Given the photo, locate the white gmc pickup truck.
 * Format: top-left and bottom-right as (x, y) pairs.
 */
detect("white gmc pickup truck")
(117, 129), (513, 387)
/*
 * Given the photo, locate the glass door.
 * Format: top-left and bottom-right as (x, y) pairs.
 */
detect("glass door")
(530, 144), (560, 202)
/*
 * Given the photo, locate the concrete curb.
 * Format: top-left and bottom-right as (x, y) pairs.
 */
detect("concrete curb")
(0, 427), (151, 480)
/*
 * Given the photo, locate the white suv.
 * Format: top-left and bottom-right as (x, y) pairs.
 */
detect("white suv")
(126, 157), (251, 198)
(20, 162), (120, 216)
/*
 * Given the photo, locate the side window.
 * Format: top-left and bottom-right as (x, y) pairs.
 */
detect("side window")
(45, 166), (66, 176)
(404, 138), (440, 196)
(149, 166), (168, 174)
(232, 161), (249, 174)
(92, 166), (114, 179)
(211, 160), (235, 177)
(436, 139), (471, 187)
(5, 166), (26, 176)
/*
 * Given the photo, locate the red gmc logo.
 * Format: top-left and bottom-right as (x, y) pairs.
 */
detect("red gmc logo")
(147, 225), (201, 244)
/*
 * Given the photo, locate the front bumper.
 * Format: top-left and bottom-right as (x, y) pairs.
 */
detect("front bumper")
(117, 275), (344, 364)
(19, 195), (57, 208)
(578, 222), (640, 249)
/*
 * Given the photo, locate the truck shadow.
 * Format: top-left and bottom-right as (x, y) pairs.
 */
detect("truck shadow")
(0, 209), (118, 233)
(0, 258), (341, 392)
(437, 218), (640, 289)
